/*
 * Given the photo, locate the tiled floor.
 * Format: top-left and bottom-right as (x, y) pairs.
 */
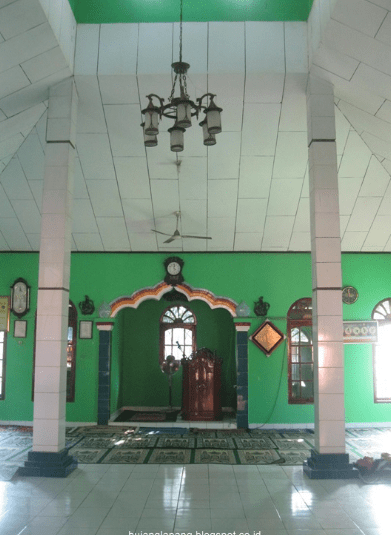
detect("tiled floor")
(1, 462), (391, 535)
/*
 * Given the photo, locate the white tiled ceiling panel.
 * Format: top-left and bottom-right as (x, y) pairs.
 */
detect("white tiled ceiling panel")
(1, 0), (391, 252)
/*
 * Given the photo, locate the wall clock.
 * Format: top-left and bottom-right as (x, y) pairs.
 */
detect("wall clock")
(164, 257), (184, 286)
(342, 286), (358, 304)
(10, 278), (30, 318)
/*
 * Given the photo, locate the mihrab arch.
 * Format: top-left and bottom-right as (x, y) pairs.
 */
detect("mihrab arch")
(96, 282), (247, 427)
(110, 281), (238, 317)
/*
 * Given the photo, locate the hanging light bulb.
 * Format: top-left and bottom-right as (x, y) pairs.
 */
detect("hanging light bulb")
(168, 123), (186, 152)
(200, 119), (216, 146)
(205, 97), (222, 134)
(141, 123), (158, 147)
(176, 99), (192, 128)
(142, 98), (160, 135)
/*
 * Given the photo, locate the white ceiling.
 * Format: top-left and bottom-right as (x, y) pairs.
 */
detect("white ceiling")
(1, 0), (391, 252)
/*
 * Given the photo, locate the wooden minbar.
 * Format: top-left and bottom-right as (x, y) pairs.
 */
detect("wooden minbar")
(181, 348), (222, 421)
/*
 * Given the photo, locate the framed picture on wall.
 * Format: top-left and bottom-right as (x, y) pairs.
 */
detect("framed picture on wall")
(0, 296), (10, 331)
(79, 320), (93, 339)
(14, 320), (27, 338)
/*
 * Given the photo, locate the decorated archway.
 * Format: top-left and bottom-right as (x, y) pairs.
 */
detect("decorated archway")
(97, 282), (250, 427)
(110, 281), (238, 317)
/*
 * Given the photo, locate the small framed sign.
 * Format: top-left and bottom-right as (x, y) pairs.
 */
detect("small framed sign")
(343, 321), (377, 344)
(79, 320), (93, 339)
(0, 296), (10, 331)
(14, 320), (27, 338)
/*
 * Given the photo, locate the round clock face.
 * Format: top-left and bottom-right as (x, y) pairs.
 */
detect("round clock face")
(342, 286), (358, 304)
(167, 262), (181, 276)
(13, 282), (27, 313)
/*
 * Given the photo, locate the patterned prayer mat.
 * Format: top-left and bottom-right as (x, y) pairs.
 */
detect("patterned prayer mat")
(148, 448), (192, 464)
(101, 448), (149, 464)
(194, 449), (237, 464)
(196, 437), (236, 449)
(236, 449), (281, 465)
(1, 425), (391, 474)
(156, 437), (196, 448)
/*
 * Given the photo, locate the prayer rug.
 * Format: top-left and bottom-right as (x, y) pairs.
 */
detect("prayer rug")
(67, 447), (107, 464)
(196, 437), (236, 449)
(101, 448), (148, 464)
(116, 436), (157, 448)
(276, 450), (311, 465)
(148, 448), (191, 464)
(194, 449), (236, 464)
(236, 449), (281, 465)
(76, 437), (122, 449)
(273, 438), (312, 450)
(189, 431), (217, 438)
(156, 437), (196, 448)
(234, 437), (277, 449)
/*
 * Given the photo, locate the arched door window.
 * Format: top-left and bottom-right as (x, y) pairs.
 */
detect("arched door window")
(372, 298), (391, 403)
(287, 298), (313, 404)
(159, 305), (196, 370)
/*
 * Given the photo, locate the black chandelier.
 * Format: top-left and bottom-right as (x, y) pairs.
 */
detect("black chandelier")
(141, 0), (222, 152)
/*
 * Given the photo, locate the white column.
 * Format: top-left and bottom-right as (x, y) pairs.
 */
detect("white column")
(33, 78), (78, 453)
(307, 76), (345, 455)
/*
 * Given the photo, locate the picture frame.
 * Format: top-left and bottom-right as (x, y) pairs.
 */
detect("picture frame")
(79, 320), (93, 339)
(0, 296), (10, 331)
(14, 319), (27, 338)
(343, 320), (378, 344)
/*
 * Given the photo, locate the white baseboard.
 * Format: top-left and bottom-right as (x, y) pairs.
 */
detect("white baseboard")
(249, 422), (391, 430)
(66, 422), (97, 427)
(0, 420), (98, 427)
(249, 423), (315, 430)
(346, 422), (391, 428)
(0, 420), (33, 426)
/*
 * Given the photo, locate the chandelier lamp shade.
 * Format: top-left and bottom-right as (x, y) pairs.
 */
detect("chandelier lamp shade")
(140, 0), (222, 152)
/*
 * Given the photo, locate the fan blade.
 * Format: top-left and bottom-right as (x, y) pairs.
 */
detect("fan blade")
(163, 237), (176, 244)
(182, 234), (212, 240)
(151, 229), (172, 237)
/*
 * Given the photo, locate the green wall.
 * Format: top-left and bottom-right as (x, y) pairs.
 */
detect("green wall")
(0, 251), (391, 425)
(117, 299), (235, 410)
(70, 0), (314, 24)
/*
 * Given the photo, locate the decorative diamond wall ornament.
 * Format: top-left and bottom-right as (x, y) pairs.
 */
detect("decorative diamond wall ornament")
(250, 320), (285, 356)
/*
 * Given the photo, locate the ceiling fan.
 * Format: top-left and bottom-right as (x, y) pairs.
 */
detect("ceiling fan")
(151, 211), (212, 244)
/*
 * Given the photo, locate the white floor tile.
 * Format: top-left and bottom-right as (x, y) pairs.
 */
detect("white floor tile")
(2, 427), (391, 535)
